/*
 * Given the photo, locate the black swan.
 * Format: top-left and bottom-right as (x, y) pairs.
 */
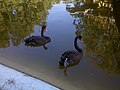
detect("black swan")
(59, 35), (83, 69)
(24, 25), (51, 47)
(59, 35), (83, 76)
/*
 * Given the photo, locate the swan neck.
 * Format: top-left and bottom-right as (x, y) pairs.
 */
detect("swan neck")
(74, 36), (82, 52)
(41, 29), (44, 37)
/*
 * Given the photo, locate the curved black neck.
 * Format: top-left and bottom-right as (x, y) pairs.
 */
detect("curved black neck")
(74, 36), (82, 52)
(41, 29), (44, 37)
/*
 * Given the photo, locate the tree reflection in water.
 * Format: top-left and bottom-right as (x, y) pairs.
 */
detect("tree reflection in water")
(0, 0), (55, 48)
(83, 14), (120, 74)
(66, 0), (120, 74)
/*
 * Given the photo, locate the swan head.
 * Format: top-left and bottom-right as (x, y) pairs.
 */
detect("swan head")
(77, 35), (82, 40)
(42, 25), (47, 32)
(41, 25), (47, 37)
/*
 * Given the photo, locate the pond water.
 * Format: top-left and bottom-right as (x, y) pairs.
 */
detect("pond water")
(0, 0), (120, 90)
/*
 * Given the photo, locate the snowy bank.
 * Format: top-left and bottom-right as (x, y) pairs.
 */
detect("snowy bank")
(0, 64), (61, 90)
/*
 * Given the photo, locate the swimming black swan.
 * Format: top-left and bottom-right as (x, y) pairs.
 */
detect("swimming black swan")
(24, 25), (51, 47)
(59, 35), (83, 68)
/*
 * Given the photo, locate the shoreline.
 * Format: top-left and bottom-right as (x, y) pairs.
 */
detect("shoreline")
(0, 64), (61, 90)
(0, 57), (85, 90)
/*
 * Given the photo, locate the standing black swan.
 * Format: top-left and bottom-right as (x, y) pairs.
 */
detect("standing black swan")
(24, 25), (51, 48)
(59, 35), (83, 75)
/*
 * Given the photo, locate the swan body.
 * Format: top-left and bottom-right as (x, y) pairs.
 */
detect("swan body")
(24, 25), (51, 47)
(24, 36), (51, 46)
(59, 36), (83, 68)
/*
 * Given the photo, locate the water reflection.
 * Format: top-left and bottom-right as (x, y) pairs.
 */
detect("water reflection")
(24, 25), (51, 50)
(0, 1), (120, 90)
(72, 11), (86, 37)
(83, 14), (120, 74)
(59, 35), (83, 76)
(113, 0), (120, 33)
(0, 0), (52, 48)
(65, 0), (120, 74)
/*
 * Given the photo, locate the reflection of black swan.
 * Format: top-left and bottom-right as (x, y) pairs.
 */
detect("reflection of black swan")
(59, 35), (83, 68)
(24, 25), (51, 47)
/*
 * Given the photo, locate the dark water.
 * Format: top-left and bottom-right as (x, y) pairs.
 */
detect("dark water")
(0, 0), (120, 90)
